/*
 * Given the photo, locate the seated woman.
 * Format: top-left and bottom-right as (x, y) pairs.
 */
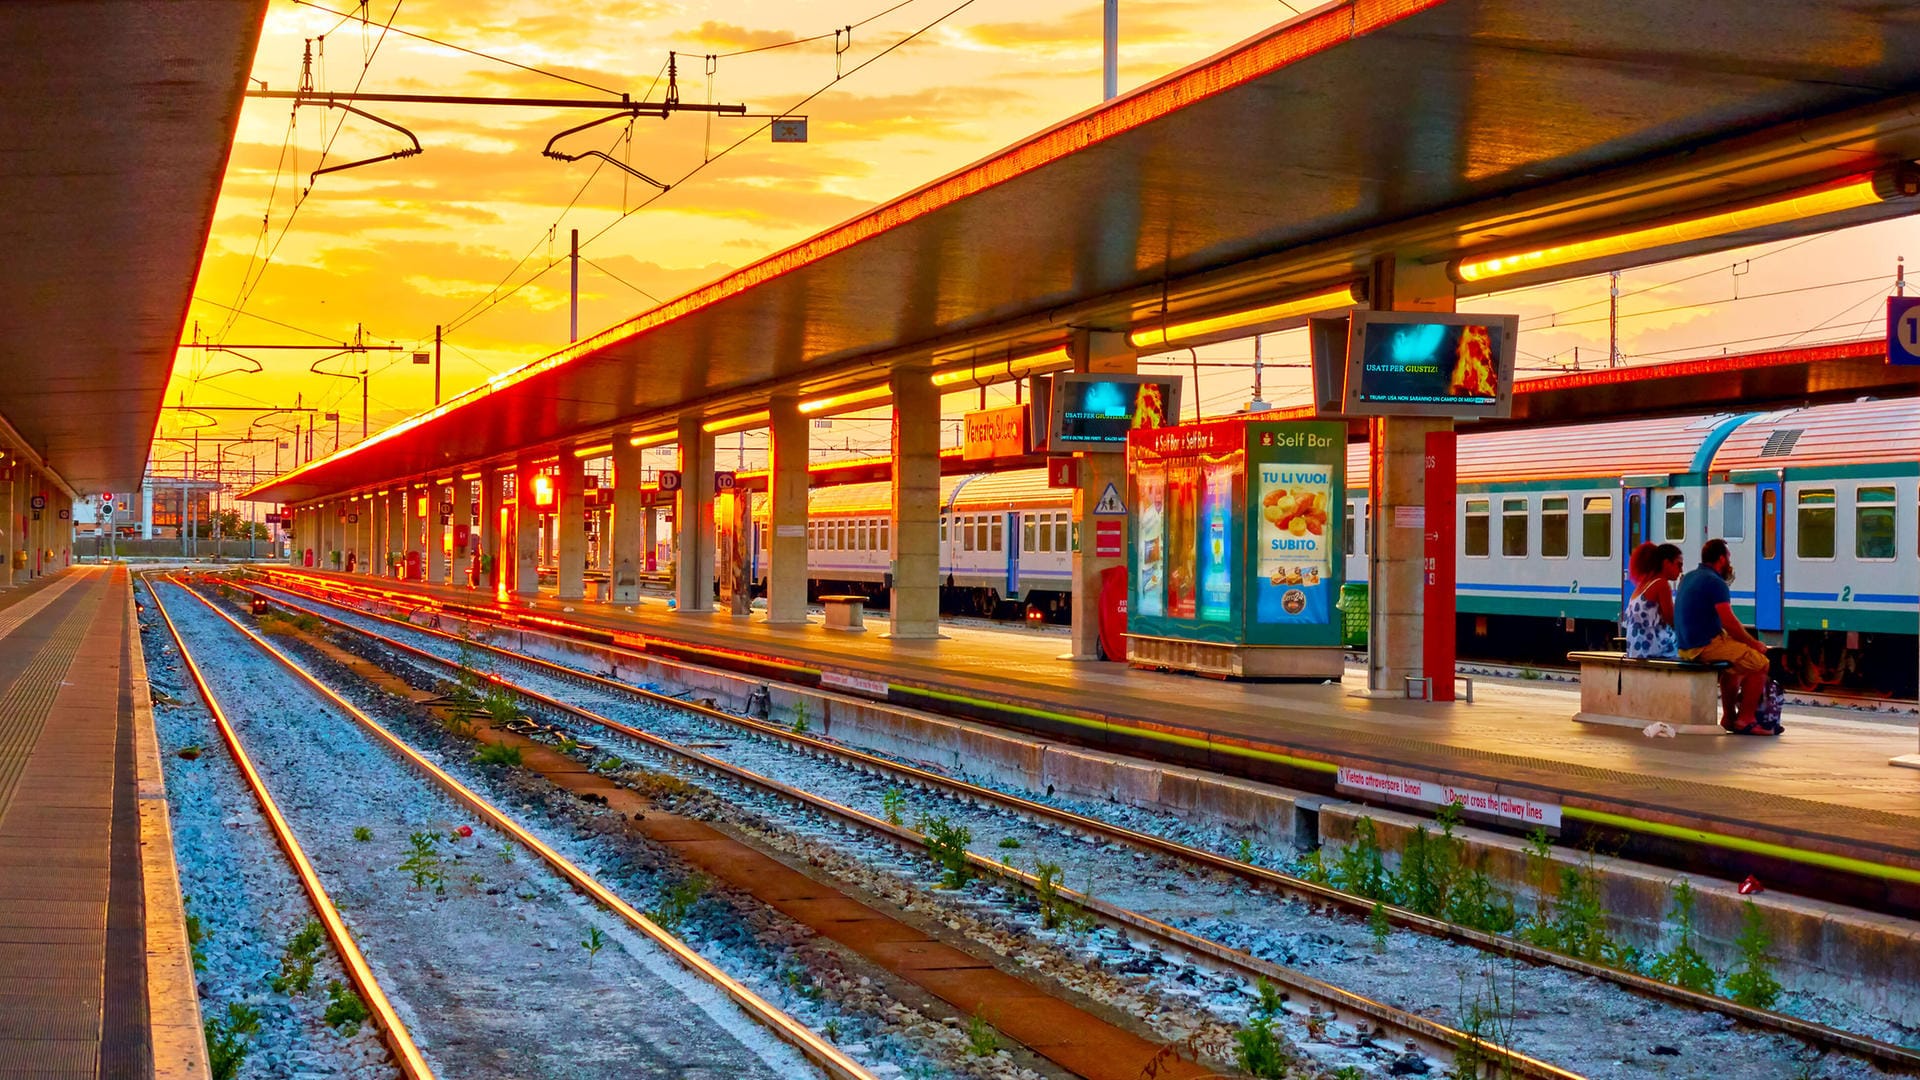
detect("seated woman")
(1624, 542), (1682, 660)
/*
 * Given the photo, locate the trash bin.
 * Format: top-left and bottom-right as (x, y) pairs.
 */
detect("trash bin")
(1336, 583), (1368, 648)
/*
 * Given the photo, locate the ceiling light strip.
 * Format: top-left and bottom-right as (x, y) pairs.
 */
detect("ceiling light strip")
(1129, 282), (1363, 349)
(1453, 172), (1902, 284)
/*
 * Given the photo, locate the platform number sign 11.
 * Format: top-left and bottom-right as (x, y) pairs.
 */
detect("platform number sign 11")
(1887, 296), (1920, 366)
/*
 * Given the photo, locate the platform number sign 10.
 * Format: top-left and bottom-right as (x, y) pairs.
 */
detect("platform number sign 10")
(1887, 296), (1920, 366)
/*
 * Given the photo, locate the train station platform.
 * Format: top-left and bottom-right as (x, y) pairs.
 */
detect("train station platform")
(0, 567), (202, 1079)
(261, 567), (1920, 917)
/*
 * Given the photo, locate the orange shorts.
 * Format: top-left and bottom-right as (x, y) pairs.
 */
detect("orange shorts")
(1680, 635), (1769, 674)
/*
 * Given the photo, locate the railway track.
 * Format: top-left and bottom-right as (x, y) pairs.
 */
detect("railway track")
(147, 574), (873, 1080)
(239, 572), (1920, 1079)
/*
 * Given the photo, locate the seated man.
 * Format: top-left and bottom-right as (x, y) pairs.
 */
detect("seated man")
(1673, 539), (1774, 736)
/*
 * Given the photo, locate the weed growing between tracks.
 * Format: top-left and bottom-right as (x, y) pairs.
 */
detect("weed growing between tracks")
(270, 919), (325, 994)
(204, 1002), (262, 1080)
(1232, 979), (1294, 1078)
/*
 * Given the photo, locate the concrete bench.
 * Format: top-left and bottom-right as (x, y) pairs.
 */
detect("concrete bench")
(1568, 650), (1729, 735)
(819, 594), (867, 632)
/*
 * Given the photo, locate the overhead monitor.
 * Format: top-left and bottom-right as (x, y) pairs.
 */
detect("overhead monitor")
(1307, 316), (1352, 416)
(1340, 311), (1519, 418)
(1044, 373), (1182, 452)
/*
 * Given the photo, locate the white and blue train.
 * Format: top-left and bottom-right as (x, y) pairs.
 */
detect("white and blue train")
(754, 397), (1919, 695)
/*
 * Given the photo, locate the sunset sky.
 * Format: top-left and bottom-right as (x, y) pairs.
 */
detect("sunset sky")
(169, 0), (1920, 485)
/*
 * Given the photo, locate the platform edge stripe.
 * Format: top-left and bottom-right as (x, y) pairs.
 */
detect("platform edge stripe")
(178, 581), (879, 1080)
(129, 574), (211, 1080)
(146, 578), (438, 1080)
(1561, 806), (1920, 887)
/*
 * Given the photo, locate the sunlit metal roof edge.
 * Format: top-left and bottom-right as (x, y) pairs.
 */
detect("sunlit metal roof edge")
(244, 0), (1442, 503)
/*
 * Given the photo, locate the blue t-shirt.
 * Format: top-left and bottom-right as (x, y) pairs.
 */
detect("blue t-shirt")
(1673, 564), (1730, 650)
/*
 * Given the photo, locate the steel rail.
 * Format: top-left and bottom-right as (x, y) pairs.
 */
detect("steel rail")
(246, 573), (1920, 1075)
(166, 578), (878, 1080)
(143, 576), (437, 1080)
(242, 580), (1588, 1079)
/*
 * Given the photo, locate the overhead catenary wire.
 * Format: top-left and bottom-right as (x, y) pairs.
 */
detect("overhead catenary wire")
(290, 0), (626, 96)
(442, 0), (985, 340)
(215, 1), (403, 347)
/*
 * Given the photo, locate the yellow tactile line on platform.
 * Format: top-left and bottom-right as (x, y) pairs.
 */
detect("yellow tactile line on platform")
(0, 576), (106, 821)
(0, 567), (86, 644)
(129, 573), (211, 1080)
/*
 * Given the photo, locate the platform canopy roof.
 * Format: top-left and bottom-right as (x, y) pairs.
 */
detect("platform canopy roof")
(0, 1), (267, 496)
(252, 0), (1920, 506)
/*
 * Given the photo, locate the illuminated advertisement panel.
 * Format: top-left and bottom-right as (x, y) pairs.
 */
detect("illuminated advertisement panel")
(1127, 419), (1344, 651)
(1337, 311), (1519, 418)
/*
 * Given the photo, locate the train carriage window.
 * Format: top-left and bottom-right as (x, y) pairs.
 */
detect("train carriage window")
(1723, 491), (1746, 541)
(940, 516), (948, 545)
(1797, 489), (1835, 559)
(1343, 503), (1355, 557)
(1856, 486), (1896, 560)
(963, 516), (976, 552)
(1541, 497), (1569, 558)
(1761, 488), (1779, 560)
(1464, 499), (1489, 557)
(974, 519), (988, 553)
(1024, 518), (1036, 552)
(881, 522), (889, 551)
(1663, 494), (1686, 543)
(1501, 497), (1528, 557)
(868, 522), (879, 551)
(991, 518), (1003, 552)
(1036, 516), (1051, 552)
(1054, 514), (1070, 554)
(1581, 496), (1611, 559)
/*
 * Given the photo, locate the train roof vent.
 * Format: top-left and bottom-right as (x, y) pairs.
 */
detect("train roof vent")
(1759, 428), (1804, 458)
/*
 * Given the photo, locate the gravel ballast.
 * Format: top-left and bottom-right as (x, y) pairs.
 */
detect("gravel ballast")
(149, 581), (824, 1080)
(249, 582), (1911, 1080)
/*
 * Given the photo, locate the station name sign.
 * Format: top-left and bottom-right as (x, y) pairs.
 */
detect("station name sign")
(962, 405), (1027, 461)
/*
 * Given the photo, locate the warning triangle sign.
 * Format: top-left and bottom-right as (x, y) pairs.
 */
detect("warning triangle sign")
(1093, 482), (1127, 516)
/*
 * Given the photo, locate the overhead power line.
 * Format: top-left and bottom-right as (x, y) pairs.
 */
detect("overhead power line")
(443, 0), (985, 339)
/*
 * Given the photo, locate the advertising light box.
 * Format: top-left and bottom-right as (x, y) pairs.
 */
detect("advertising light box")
(1340, 311), (1518, 418)
(1045, 373), (1180, 452)
(1126, 418), (1346, 678)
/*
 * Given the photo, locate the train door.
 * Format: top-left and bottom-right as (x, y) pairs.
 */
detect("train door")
(1005, 512), (1021, 598)
(1754, 481), (1785, 632)
(1620, 487), (1651, 607)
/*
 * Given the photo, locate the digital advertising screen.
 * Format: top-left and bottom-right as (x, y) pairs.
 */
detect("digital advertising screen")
(1341, 311), (1518, 418)
(1047, 374), (1181, 451)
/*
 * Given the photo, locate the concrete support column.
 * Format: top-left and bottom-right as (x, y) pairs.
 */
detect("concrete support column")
(673, 416), (715, 613)
(889, 367), (942, 638)
(1366, 257), (1457, 697)
(514, 459), (542, 596)
(767, 396), (810, 624)
(643, 505), (658, 574)
(385, 491), (403, 577)
(610, 441), (643, 604)
(405, 486), (425, 580)
(14, 474), (30, 583)
(557, 454), (586, 601)
(363, 497), (378, 574)
(0, 464), (14, 584)
(480, 468), (504, 590)
(451, 477), (472, 587)
(427, 482), (448, 584)
(141, 487), (154, 540)
(1068, 330), (1135, 659)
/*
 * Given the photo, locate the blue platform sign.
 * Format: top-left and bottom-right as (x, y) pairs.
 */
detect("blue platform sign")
(1887, 296), (1920, 365)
